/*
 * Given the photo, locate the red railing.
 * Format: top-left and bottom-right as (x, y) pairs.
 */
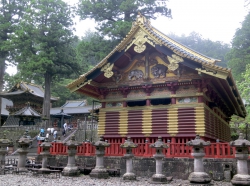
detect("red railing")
(37, 142), (246, 159)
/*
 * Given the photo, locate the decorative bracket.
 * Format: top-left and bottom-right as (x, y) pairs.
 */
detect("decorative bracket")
(166, 54), (184, 71)
(100, 63), (114, 78)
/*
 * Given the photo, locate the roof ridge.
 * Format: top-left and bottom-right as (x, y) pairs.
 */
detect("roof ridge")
(151, 27), (219, 63)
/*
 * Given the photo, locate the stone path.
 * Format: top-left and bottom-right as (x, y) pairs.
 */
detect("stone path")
(0, 174), (233, 186)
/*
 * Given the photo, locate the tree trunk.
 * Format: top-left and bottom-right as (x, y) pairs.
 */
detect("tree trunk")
(43, 71), (52, 129)
(0, 57), (5, 126)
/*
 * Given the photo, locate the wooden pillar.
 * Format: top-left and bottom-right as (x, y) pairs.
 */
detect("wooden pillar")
(167, 82), (178, 105)
(142, 84), (153, 106)
(101, 102), (106, 108)
(119, 87), (130, 107)
(198, 96), (203, 103)
(146, 99), (151, 106)
(123, 101), (127, 107)
(171, 97), (176, 104)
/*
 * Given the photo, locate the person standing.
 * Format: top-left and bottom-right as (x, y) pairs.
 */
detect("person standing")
(63, 122), (68, 134)
(40, 128), (45, 137)
(53, 130), (57, 141)
(50, 127), (55, 135)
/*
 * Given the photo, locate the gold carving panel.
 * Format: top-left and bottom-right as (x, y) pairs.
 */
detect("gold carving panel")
(150, 87), (171, 97)
(105, 91), (123, 99)
(176, 85), (197, 95)
(127, 89), (146, 98)
(106, 102), (123, 108)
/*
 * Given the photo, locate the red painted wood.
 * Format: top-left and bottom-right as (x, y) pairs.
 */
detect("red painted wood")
(104, 112), (120, 136)
(127, 110), (143, 136)
(37, 141), (249, 159)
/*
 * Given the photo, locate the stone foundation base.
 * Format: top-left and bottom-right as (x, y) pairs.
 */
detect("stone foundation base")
(62, 167), (80, 177)
(150, 173), (168, 184)
(89, 168), (109, 179)
(123, 172), (136, 181)
(188, 172), (211, 184)
(231, 174), (250, 186)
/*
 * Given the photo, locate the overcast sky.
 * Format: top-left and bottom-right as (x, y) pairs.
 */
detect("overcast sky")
(6, 0), (249, 74)
(74, 0), (249, 44)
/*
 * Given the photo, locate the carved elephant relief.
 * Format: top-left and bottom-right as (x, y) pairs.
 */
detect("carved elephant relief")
(151, 64), (168, 78)
(128, 69), (144, 80)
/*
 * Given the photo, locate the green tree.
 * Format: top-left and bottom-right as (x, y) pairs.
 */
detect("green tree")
(51, 78), (83, 107)
(169, 32), (231, 68)
(0, 0), (27, 125)
(3, 72), (23, 91)
(12, 0), (81, 127)
(237, 64), (250, 121)
(226, 12), (250, 82)
(77, 0), (172, 39)
(76, 31), (115, 68)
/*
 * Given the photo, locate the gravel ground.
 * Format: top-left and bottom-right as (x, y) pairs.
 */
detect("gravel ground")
(0, 174), (233, 186)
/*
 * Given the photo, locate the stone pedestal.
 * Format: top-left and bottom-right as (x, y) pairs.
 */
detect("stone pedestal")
(16, 131), (32, 171)
(39, 137), (52, 171)
(120, 137), (138, 181)
(186, 135), (211, 184)
(230, 133), (250, 186)
(149, 136), (169, 184)
(62, 135), (80, 176)
(89, 136), (110, 179)
(0, 134), (13, 165)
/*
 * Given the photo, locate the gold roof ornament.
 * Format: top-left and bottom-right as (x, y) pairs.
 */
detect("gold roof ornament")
(167, 54), (184, 71)
(100, 63), (114, 78)
(135, 12), (152, 28)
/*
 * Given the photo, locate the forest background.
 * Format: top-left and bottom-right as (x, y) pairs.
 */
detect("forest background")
(1, 0), (250, 138)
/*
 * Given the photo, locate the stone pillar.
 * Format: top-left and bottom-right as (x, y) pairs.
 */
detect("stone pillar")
(89, 136), (110, 179)
(16, 131), (32, 171)
(0, 134), (13, 165)
(186, 135), (211, 184)
(230, 133), (250, 186)
(150, 136), (168, 184)
(120, 137), (138, 181)
(39, 137), (52, 171)
(62, 135), (81, 176)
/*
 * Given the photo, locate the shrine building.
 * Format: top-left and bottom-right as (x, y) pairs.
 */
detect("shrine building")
(67, 14), (246, 144)
(0, 82), (58, 126)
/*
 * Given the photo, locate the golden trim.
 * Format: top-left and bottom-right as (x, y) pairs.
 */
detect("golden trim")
(167, 108), (178, 136)
(100, 63), (114, 78)
(195, 107), (205, 134)
(167, 54), (184, 71)
(119, 111), (128, 135)
(98, 111), (106, 135)
(142, 110), (152, 135)
(195, 66), (228, 79)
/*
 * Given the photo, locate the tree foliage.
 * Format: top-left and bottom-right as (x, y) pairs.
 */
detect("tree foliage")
(226, 12), (250, 82)
(51, 78), (83, 107)
(11, 0), (81, 125)
(76, 30), (116, 68)
(169, 32), (231, 68)
(0, 0), (28, 125)
(77, 0), (172, 39)
(237, 64), (250, 122)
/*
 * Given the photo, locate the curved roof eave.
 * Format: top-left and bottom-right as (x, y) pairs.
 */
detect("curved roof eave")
(67, 16), (222, 92)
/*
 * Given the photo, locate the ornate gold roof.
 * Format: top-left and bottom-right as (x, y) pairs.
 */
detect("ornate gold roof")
(67, 14), (228, 91)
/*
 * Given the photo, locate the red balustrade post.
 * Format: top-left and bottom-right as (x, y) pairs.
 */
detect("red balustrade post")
(215, 142), (221, 158)
(171, 137), (176, 157)
(143, 137), (151, 157)
(37, 141), (42, 154)
(166, 140), (171, 157)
